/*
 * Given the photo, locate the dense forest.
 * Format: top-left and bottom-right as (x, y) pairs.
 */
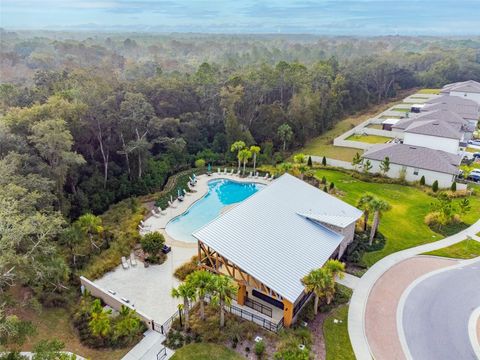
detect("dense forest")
(1, 31), (480, 306)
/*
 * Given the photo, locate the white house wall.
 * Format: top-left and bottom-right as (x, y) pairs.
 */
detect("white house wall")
(368, 160), (455, 188)
(449, 91), (480, 105)
(403, 132), (460, 154)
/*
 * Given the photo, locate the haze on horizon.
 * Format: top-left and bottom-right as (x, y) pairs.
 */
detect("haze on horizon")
(1, 0), (480, 36)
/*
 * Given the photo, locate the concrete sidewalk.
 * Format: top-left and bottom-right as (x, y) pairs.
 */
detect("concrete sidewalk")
(337, 272), (360, 290)
(122, 330), (174, 360)
(349, 218), (480, 360)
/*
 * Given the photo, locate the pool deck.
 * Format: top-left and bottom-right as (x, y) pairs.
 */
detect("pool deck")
(142, 172), (271, 247)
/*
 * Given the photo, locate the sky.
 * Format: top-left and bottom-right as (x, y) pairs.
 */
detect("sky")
(1, 0), (480, 35)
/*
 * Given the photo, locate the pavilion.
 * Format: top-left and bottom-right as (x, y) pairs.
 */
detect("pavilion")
(193, 173), (362, 327)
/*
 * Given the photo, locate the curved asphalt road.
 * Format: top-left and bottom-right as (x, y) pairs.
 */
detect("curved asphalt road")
(402, 260), (480, 360)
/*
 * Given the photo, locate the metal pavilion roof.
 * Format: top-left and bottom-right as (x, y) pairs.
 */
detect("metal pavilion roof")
(193, 173), (362, 303)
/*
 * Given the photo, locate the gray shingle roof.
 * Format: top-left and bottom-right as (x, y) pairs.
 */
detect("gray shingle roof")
(392, 109), (469, 134)
(363, 143), (462, 175)
(405, 120), (463, 140)
(441, 80), (480, 94)
(425, 95), (479, 121)
(193, 173), (363, 302)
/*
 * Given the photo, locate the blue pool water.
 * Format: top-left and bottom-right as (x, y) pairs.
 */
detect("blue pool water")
(165, 179), (264, 243)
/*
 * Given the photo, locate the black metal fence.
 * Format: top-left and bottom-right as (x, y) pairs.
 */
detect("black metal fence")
(245, 297), (273, 318)
(224, 302), (283, 332)
(156, 347), (167, 360)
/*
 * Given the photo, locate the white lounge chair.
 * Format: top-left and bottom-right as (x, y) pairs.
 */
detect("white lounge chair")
(130, 253), (137, 267)
(267, 174), (273, 181)
(156, 206), (167, 215)
(229, 169), (234, 176)
(217, 168), (221, 174)
(254, 172), (259, 178)
(263, 173), (269, 180)
(188, 183), (197, 193)
(121, 256), (129, 269)
(248, 171), (253, 178)
(183, 189), (191, 197)
(151, 209), (161, 218)
(168, 200), (177, 209)
(223, 168), (227, 174)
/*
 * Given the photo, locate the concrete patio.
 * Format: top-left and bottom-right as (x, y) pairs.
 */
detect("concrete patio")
(93, 245), (196, 325)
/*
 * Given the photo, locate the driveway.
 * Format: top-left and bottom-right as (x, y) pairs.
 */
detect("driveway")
(402, 259), (480, 360)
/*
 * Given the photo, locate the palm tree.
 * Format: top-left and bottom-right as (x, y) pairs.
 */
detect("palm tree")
(188, 270), (215, 320)
(113, 306), (141, 341)
(250, 145), (261, 174)
(323, 259), (345, 285)
(238, 148), (252, 175)
(171, 282), (196, 330)
(76, 213), (104, 250)
(302, 260), (345, 314)
(89, 299), (111, 337)
(211, 275), (237, 327)
(357, 194), (374, 231)
(369, 199), (391, 245)
(230, 141), (246, 172)
(302, 268), (331, 315)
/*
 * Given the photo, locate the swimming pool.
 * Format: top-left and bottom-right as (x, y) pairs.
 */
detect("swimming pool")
(165, 179), (264, 243)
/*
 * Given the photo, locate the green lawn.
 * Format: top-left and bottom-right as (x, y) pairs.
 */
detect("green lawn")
(417, 88), (441, 95)
(345, 134), (391, 144)
(466, 147), (479, 153)
(422, 239), (480, 259)
(323, 305), (355, 360)
(391, 108), (410, 113)
(379, 115), (402, 119)
(314, 169), (480, 266)
(171, 343), (243, 360)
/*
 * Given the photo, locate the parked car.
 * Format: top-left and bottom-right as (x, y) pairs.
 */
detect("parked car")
(467, 169), (480, 182)
(468, 140), (480, 146)
(473, 152), (480, 160)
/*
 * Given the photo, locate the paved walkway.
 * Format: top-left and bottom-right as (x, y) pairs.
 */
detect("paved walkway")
(349, 218), (480, 360)
(364, 256), (457, 360)
(337, 272), (360, 290)
(401, 259), (480, 360)
(121, 330), (174, 360)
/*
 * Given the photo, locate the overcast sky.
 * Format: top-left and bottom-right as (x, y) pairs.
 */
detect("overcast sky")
(2, 0), (480, 35)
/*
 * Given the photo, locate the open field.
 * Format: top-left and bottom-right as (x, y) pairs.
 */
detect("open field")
(422, 239), (480, 259)
(345, 134), (391, 144)
(301, 93), (414, 161)
(313, 169), (480, 266)
(324, 305), (355, 360)
(171, 343), (244, 360)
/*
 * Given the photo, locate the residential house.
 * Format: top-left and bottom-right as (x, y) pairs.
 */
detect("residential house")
(362, 143), (462, 188)
(424, 95), (479, 127)
(441, 80), (480, 105)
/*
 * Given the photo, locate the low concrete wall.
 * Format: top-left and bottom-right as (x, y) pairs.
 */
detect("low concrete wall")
(80, 276), (155, 330)
(310, 156), (354, 170)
